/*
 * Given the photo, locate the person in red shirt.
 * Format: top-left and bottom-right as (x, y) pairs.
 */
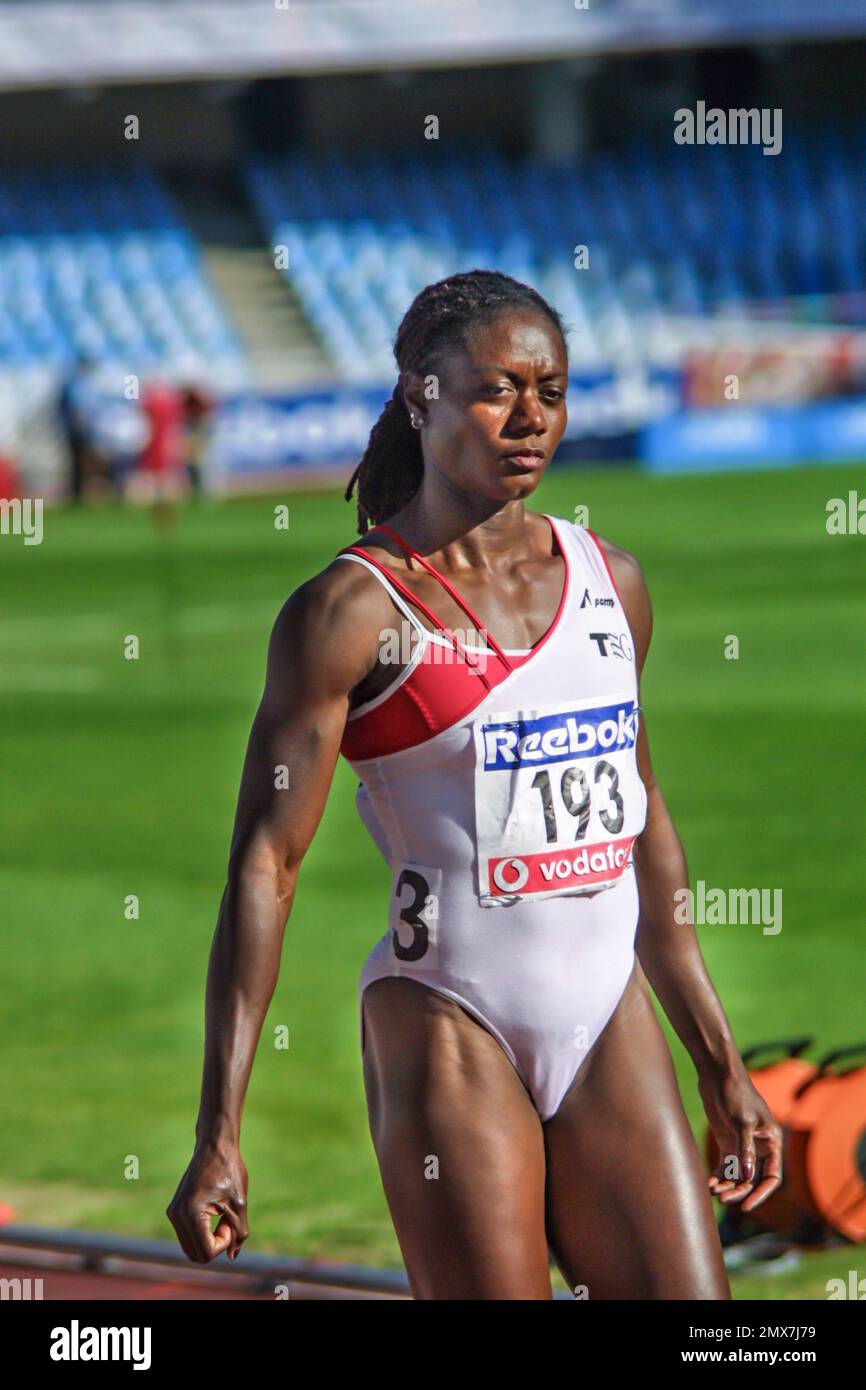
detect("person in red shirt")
(139, 378), (186, 500)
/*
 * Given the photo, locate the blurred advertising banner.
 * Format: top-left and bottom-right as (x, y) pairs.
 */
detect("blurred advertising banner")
(205, 370), (682, 480)
(641, 395), (866, 472)
(682, 332), (866, 407)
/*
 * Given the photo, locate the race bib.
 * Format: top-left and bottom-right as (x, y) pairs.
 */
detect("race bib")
(387, 860), (443, 967)
(472, 692), (645, 906)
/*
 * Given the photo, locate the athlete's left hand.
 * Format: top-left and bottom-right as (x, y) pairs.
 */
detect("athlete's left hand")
(698, 1065), (783, 1212)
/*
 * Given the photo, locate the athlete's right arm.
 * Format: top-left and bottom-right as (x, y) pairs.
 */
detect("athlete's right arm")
(166, 559), (389, 1263)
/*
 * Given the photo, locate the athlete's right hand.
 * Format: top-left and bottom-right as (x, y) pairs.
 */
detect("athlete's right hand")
(166, 1140), (249, 1263)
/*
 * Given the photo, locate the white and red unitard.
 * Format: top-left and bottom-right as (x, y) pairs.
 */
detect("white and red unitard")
(334, 514), (648, 1121)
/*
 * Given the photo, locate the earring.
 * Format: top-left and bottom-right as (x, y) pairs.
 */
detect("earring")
(410, 415), (422, 430)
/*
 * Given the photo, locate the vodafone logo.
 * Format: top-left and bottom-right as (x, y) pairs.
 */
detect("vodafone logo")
(486, 835), (637, 899)
(491, 857), (529, 892)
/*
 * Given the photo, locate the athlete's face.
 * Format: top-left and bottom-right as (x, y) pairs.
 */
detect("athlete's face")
(407, 311), (569, 503)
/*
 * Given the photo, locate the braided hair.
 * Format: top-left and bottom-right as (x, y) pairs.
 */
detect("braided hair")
(344, 269), (568, 535)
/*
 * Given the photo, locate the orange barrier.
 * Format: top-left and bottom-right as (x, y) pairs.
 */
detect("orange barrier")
(705, 1038), (866, 1242)
(788, 1046), (866, 1242)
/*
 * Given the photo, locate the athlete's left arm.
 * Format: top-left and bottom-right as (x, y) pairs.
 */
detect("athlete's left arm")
(599, 536), (782, 1213)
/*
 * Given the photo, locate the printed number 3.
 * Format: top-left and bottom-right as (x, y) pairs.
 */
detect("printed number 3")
(392, 868), (431, 961)
(531, 760), (624, 843)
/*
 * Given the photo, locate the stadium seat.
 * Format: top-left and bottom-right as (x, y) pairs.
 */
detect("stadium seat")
(241, 133), (866, 381)
(0, 165), (245, 374)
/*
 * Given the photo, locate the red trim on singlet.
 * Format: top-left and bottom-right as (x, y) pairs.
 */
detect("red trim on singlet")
(373, 522), (514, 674)
(338, 514), (570, 762)
(584, 528), (623, 604)
(338, 544), (502, 694)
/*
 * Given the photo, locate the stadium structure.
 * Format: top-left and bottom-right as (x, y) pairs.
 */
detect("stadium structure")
(2, 0), (866, 494)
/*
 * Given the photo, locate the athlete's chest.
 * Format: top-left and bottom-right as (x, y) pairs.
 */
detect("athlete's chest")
(416, 554), (567, 650)
(544, 587), (637, 694)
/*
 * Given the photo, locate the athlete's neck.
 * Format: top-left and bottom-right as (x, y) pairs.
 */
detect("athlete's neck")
(386, 498), (540, 569)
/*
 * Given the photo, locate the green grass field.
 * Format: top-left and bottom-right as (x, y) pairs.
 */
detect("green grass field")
(1, 461), (864, 1299)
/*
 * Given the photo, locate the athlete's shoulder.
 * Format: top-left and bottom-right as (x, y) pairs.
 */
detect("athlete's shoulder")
(280, 541), (400, 635)
(262, 545), (397, 696)
(588, 531), (646, 603)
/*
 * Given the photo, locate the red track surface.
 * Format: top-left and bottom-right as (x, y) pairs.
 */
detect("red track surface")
(0, 1250), (405, 1300)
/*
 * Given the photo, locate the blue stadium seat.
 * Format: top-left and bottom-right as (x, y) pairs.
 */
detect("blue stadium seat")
(242, 133), (866, 381)
(0, 164), (245, 374)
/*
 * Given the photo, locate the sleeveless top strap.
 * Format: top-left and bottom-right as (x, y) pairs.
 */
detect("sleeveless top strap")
(371, 522), (515, 673)
(583, 528), (624, 604)
(333, 552), (427, 639)
(336, 543), (500, 691)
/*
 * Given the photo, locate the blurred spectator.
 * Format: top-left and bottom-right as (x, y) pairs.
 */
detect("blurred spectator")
(0, 374), (21, 500)
(90, 398), (151, 501)
(138, 377), (186, 501)
(181, 383), (214, 496)
(57, 353), (96, 503)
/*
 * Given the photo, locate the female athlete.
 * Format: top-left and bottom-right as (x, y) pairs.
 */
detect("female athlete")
(167, 269), (782, 1299)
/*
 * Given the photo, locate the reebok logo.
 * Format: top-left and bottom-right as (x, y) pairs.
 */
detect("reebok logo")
(481, 699), (639, 770)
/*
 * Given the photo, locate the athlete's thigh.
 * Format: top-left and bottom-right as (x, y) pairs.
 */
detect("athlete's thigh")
(361, 976), (553, 1300)
(542, 958), (731, 1300)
